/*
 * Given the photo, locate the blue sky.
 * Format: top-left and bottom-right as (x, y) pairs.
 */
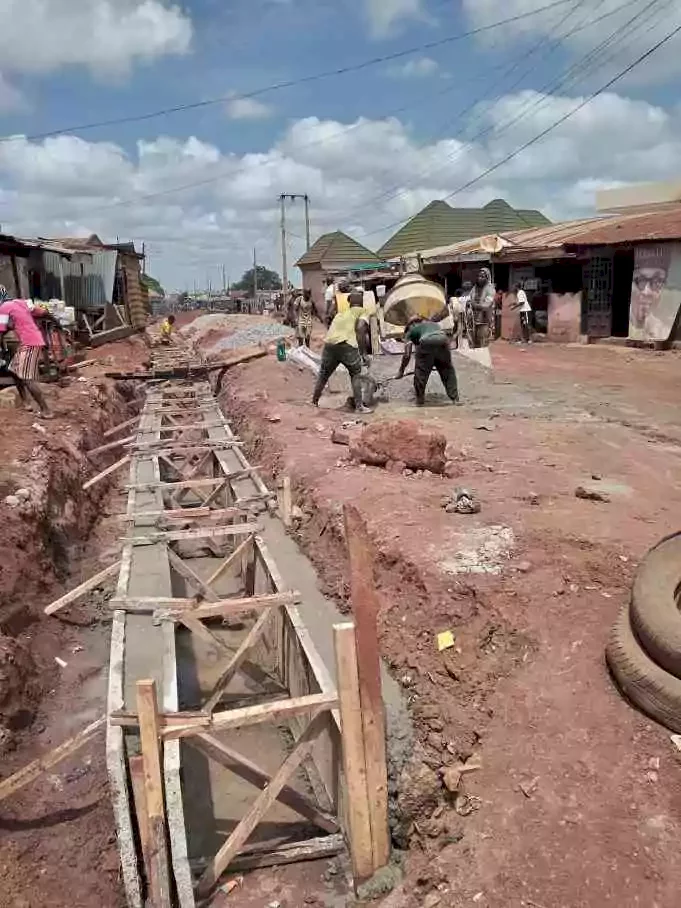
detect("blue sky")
(0, 0), (680, 290)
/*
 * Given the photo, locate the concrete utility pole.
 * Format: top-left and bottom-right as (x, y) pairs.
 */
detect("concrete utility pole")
(222, 264), (226, 293)
(279, 193), (311, 309)
(253, 248), (258, 302)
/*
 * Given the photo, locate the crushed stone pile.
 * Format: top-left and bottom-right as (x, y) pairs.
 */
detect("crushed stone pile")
(183, 314), (292, 354)
(350, 419), (448, 474)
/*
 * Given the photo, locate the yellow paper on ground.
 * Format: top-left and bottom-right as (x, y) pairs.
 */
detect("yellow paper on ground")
(437, 630), (455, 652)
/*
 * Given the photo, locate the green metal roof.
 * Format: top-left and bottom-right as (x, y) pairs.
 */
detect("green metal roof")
(295, 230), (379, 268)
(377, 199), (551, 259)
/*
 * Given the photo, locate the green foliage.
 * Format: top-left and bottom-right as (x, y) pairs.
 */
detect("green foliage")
(232, 265), (282, 292)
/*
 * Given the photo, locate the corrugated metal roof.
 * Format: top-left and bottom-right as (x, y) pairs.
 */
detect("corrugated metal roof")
(377, 198), (551, 259)
(295, 231), (379, 268)
(418, 205), (681, 264)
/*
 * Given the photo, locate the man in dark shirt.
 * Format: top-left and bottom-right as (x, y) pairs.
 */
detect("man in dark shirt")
(396, 316), (460, 405)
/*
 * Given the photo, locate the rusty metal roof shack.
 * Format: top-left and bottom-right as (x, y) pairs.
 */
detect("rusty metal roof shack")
(417, 206), (681, 266)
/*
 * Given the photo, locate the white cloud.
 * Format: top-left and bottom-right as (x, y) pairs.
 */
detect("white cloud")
(226, 95), (273, 120)
(366, 0), (426, 36)
(461, 0), (681, 84)
(0, 0), (192, 76)
(1, 87), (681, 290)
(389, 56), (439, 78)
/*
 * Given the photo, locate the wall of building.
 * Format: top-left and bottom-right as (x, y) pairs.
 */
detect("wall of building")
(548, 292), (582, 343)
(0, 253), (17, 296)
(300, 266), (327, 318)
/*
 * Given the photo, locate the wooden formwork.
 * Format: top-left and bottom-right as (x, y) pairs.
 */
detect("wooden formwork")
(105, 366), (387, 907)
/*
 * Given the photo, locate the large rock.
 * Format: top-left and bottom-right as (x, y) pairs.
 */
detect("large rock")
(393, 753), (442, 845)
(351, 420), (447, 474)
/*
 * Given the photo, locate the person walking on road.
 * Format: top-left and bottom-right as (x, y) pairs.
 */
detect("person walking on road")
(312, 292), (372, 413)
(295, 289), (314, 347)
(512, 283), (533, 343)
(0, 287), (52, 418)
(397, 315), (460, 406)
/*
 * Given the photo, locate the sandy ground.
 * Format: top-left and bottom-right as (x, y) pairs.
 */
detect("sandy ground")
(217, 330), (681, 908)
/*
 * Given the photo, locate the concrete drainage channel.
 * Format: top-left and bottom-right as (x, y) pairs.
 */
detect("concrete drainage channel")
(105, 347), (408, 907)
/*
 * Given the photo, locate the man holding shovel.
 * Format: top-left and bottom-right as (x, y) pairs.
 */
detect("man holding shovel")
(397, 315), (460, 406)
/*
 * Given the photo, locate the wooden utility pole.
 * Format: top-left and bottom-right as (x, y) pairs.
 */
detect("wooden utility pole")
(304, 193), (311, 251)
(222, 264), (227, 293)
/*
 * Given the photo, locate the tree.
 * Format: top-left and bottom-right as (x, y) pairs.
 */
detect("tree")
(232, 265), (282, 292)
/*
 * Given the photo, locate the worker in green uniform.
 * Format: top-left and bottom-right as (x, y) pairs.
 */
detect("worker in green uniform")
(397, 315), (460, 406)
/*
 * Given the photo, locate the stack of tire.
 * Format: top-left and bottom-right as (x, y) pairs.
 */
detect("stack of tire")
(607, 532), (681, 732)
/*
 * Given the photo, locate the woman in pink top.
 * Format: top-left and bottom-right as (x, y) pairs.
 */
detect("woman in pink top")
(0, 286), (52, 417)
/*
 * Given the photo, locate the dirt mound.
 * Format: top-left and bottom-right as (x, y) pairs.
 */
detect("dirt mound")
(351, 420), (447, 473)
(0, 634), (38, 745)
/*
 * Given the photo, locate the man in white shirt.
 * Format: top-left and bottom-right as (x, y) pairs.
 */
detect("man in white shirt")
(324, 278), (336, 326)
(513, 282), (533, 343)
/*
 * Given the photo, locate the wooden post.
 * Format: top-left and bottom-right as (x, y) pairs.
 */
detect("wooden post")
(333, 622), (374, 881)
(129, 755), (152, 884)
(343, 504), (390, 870)
(282, 475), (292, 528)
(136, 679), (172, 908)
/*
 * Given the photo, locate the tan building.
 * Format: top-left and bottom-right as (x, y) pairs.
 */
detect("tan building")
(296, 231), (379, 316)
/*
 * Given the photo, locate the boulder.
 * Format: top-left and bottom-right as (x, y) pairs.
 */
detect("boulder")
(351, 420), (448, 474)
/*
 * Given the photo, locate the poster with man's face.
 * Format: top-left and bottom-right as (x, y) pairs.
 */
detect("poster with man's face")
(630, 244), (681, 341)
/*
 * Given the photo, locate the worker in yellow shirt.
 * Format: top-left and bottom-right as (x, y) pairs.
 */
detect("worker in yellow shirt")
(160, 314), (176, 345)
(312, 292), (371, 412)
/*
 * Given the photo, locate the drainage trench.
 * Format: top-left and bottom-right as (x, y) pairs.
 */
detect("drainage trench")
(107, 370), (346, 907)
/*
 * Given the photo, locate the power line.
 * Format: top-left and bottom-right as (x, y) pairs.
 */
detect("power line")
(360, 15), (681, 241)
(0, 0), (575, 144)
(341, 0), (668, 238)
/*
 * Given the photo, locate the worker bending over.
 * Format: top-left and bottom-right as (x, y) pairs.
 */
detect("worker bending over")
(397, 315), (460, 406)
(312, 292), (372, 413)
(160, 314), (176, 344)
(0, 286), (52, 418)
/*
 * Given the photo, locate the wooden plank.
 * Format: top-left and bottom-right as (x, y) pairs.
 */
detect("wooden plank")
(103, 415), (140, 439)
(333, 623), (374, 880)
(109, 711), (211, 729)
(118, 506), (248, 524)
(88, 434), (137, 456)
(343, 505), (390, 871)
(122, 522), (261, 545)
(189, 834), (344, 875)
(178, 612), (231, 655)
(162, 692), (338, 741)
(108, 592), (297, 615)
(159, 421), (225, 433)
(127, 477), (228, 493)
(129, 755), (152, 884)
(202, 609), (273, 713)
(189, 735), (339, 834)
(196, 711), (328, 896)
(206, 534), (254, 588)
(166, 548), (219, 602)
(136, 680), (172, 908)
(0, 716), (105, 804)
(83, 455), (131, 491)
(281, 475), (292, 528)
(44, 561), (121, 615)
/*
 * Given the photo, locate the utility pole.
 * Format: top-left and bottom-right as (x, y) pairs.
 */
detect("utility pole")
(279, 192), (311, 309)
(253, 247), (258, 301)
(280, 193), (288, 312)
(222, 264), (226, 293)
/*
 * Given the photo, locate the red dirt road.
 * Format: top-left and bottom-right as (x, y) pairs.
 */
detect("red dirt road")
(220, 338), (681, 908)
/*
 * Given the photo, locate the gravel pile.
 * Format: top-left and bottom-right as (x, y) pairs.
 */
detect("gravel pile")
(209, 322), (293, 352)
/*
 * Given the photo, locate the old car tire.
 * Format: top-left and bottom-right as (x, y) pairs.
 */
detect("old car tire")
(606, 602), (681, 733)
(629, 532), (681, 679)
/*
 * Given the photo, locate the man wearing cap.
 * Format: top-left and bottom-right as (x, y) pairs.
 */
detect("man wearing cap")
(312, 291), (372, 413)
(397, 314), (460, 406)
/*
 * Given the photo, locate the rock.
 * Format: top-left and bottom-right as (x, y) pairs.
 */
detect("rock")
(427, 732), (443, 751)
(575, 485), (610, 503)
(291, 505), (304, 521)
(516, 561), (532, 573)
(394, 754), (442, 846)
(528, 493), (540, 506)
(350, 420), (448, 473)
(331, 428), (351, 446)
(14, 489), (31, 501)
(3, 495), (20, 508)
(424, 893), (442, 908)
(356, 864), (403, 901)
(266, 414), (282, 423)
(428, 717), (444, 732)
(386, 459), (406, 474)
